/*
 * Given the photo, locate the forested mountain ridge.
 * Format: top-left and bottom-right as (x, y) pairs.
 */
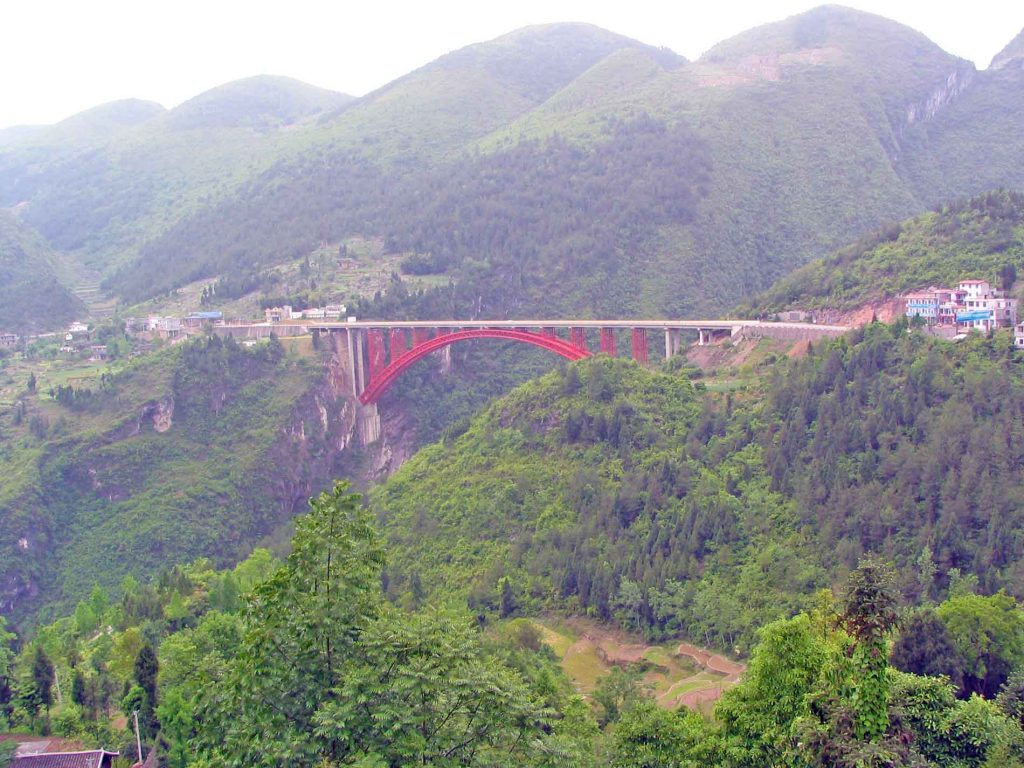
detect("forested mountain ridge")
(372, 323), (1024, 654)
(107, 7), (1024, 319)
(743, 189), (1024, 315)
(0, 77), (352, 274)
(0, 336), (385, 627)
(0, 211), (82, 332)
(4, 8), (1023, 324)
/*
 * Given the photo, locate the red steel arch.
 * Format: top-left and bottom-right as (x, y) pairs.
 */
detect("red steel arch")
(358, 328), (591, 405)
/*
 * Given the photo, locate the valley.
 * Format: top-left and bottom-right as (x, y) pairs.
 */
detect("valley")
(2, 4), (1024, 766)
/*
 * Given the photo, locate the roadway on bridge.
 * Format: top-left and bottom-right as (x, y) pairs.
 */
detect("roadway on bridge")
(306, 319), (852, 332)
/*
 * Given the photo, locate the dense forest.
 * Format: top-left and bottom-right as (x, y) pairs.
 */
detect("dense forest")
(5, 486), (1024, 767)
(373, 323), (1024, 653)
(112, 115), (711, 317)
(0, 335), (366, 627)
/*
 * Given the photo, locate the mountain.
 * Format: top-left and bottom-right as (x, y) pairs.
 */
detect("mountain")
(6, 9), (1024, 320)
(0, 77), (351, 273)
(743, 189), (1024, 316)
(0, 99), (165, 148)
(372, 324), (1024, 653)
(0, 336), (374, 626)
(163, 75), (352, 130)
(107, 7), (1019, 320)
(991, 28), (1024, 70)
(0, 211), (82, 332)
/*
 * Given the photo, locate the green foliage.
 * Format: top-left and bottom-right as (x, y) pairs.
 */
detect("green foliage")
(938, 592), (1024, 698)
(891, 609), (963, 689)
(1, 335), (347, 627)
(592, 666), (646, 727)
(610, 701), (718, 768)
(747, 189), (1024, 314)
(716, 613), (828, 765)
(195, 482), (556, 767)
(839, 558), (899, 740)
(0, 211), (81, 333)
(29, 646), (55, 715)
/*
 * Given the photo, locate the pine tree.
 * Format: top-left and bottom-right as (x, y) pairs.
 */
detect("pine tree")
(31, 647), (55, 715)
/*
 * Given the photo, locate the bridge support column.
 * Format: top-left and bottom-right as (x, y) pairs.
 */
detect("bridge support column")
(412, 328), (430, 347)
(570, 327), (587, 351)
(664, 328), (681, 360)
(358, 403), (381, 445)
(697, 328), (707, 346)
(367, 329), (386, 379)
(631, 328), (648, 364)
(600, 328), (616, 356)
(389, 328), (407, 360)
(438, 328), (452, 370)
(353, 329), (367, 394)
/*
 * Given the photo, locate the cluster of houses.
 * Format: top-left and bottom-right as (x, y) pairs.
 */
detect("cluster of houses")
(124, 311), (225, 341)
(53, 321), (109, 361)
(263, 304), (346, 323)
(902, 279), (1024, 345)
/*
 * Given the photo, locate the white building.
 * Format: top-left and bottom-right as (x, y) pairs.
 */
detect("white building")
(264, 306), (293, 323)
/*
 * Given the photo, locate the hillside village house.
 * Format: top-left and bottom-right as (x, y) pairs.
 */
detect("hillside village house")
(0, 332), (19, 348)
(264, 304), (346, 322)
(904, 279), (1018, 334)
(65, 322), (90, 342)
(147, 316), (182, 340)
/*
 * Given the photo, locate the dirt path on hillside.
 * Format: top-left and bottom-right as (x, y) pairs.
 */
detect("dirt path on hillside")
(676, 642), (745, 680)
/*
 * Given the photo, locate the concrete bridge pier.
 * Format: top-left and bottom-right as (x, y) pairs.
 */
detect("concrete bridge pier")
(664, 328), (682, 359)
(358, 402), (382, 444)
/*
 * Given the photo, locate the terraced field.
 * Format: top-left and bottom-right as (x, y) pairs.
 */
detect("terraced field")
(533, 618), (744, 713)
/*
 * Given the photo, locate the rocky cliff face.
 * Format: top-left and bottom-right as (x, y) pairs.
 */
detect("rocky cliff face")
(903, 63), (975, 128)
(0, 353), (423, 627)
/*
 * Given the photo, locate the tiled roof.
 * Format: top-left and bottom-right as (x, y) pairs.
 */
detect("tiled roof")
(12, 750), (118, 768)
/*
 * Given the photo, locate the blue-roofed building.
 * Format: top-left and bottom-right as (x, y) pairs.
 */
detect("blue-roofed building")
(183, 311), (224, 329)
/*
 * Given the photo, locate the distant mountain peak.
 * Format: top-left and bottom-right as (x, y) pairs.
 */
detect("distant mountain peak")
(428, 22), (682, 103)
(701, 4), (951, 64)
(990, 29), (1024, 70)
(57, 98), (166, 129)
(164, 75), (353, 130)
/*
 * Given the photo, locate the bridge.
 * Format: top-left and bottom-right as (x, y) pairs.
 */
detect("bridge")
(302, 319), (851, 443)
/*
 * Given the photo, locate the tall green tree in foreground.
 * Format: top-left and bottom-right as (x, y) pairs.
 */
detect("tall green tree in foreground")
(195, 482), (551, 767)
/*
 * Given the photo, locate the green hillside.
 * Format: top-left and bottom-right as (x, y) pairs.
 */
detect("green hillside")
(373, 324), (1024, 653)
(108, 7), (1011, 319)
(0, 77), (351, 274)
(4, 10), (1023, 322)
(163, 75), (350, 130)
(0, 336), (361, 626)
(0, 211), (82, 332)
(744, 189), (1024, 314)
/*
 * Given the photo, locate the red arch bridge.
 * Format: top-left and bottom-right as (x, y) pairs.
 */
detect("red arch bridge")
(301, 319), (850, 442)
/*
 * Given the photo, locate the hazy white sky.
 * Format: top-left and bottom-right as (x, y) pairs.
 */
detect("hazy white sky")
(1, 0), (1020, 128)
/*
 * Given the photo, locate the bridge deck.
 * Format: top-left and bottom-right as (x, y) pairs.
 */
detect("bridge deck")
(307, 319), (851, 333)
